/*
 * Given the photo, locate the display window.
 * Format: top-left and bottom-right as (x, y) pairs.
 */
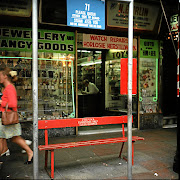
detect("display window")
(0, 51), (75, 121)
(139, 58), (158, 114)
(138, 39), (162, 130)
(105, 50), (137, 115)
(139, 39), (159, 114)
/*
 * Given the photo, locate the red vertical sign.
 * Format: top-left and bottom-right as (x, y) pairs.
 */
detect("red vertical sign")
(120, 58), (137, 95)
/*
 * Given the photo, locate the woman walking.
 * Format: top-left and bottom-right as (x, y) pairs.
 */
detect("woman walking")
(0, 67), (33, 164)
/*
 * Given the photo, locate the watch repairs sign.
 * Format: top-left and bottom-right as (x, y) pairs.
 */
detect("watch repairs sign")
(107, 1), (159, 31)
(0, 27), (75, 54)
(67, 0), (105, 30)
(83, 33), (137, 51)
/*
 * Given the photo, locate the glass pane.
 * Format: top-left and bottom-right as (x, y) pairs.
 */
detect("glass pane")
(0, 51), (75, 121)
(77, 50), (102, 93)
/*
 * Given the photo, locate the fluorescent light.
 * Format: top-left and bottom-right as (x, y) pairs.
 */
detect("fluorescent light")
(80, 60), (102, 66)
(77, 50), (91, 53)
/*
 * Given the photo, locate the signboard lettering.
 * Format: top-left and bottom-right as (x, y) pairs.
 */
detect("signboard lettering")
(0, 27), (75, 53)
(107, 1), (159, 31)
(67, 0), (105, 30)
(83, 34), (137, 50)
(0, 0), (31, 17)
(140, 39), (158, 58)
(78, 118), (98, 126)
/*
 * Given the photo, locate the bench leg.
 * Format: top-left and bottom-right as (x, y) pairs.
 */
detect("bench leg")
(44, 150), (55, 179)
(132, 142), (134, 165)
(45, 150), (48, 168)
(51, 150), (54, 179)
(119, 142), (125, 158)
(119, 142), (135, 166)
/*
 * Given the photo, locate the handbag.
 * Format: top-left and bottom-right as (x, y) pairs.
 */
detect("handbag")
(2, 104), (19, 125)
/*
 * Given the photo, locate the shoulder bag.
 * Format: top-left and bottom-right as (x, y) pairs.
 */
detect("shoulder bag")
(2, 104), (19, 125)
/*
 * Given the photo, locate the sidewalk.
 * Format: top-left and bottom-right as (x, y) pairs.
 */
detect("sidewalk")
(0, 127), (179, 179)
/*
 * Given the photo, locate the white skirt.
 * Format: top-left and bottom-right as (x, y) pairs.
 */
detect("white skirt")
(0, 119), (22, 139)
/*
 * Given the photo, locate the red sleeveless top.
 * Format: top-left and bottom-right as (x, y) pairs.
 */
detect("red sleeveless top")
(0, 84), (17, 112)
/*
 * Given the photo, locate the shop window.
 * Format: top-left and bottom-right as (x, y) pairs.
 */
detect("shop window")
(0, 51), (75, 121)
(105, 55), (137, 117)
(139, 58), (158, 114)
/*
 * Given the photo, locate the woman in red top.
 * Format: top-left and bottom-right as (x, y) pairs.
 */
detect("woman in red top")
(0, 67), (33, 164)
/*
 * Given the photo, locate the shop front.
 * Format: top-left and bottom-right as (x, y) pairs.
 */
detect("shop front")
(0, 27), (76, 137)
(76, 33), (163, 131)
(77, 33), (139, 131)
(0, 26), (163, 135)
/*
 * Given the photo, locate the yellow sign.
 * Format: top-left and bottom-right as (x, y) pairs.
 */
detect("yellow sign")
(0, 0), (31, 17)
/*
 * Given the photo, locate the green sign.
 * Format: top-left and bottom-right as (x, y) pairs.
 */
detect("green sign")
(139, 38), (159, 104)
(140, 39), (159, 58)
(0, 27), (75, 54)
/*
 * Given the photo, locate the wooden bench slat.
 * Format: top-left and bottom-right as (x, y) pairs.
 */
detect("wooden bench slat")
(38, 136), (144, 151)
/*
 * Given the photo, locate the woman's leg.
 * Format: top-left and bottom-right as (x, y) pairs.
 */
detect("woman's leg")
(0, 138), (8, 155)
(11, 136), (33, 161)
(0, 138), (4, 155)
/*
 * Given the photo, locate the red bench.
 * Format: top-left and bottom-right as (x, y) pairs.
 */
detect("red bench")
(38, 116), (144, 179)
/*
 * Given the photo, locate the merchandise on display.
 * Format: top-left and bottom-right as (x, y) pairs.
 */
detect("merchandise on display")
(0, 52), (75, 121)
(139, 58), (158, 114)
(105, 59), (137, 112)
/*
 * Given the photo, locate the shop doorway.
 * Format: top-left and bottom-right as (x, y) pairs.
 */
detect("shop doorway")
(77, 49), (103, 118)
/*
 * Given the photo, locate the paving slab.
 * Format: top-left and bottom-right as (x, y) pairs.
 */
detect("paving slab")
(0, 128), (179, 179)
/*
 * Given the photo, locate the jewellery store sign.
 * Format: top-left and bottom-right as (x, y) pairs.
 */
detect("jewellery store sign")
(0, 27), (75, 54)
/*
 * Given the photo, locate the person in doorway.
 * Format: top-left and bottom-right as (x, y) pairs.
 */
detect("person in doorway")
(81, 79), (99, 95)
(0, 67), (33, 164)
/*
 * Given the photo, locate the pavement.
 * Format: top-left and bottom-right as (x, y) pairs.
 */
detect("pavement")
(0, 127), (179, 179)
